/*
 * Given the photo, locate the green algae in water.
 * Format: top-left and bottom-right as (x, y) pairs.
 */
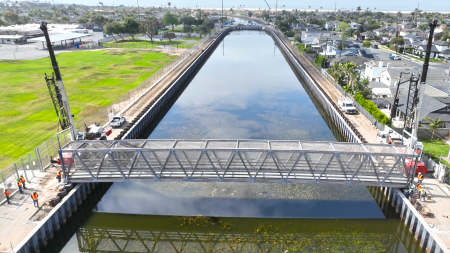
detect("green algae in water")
(77, 213), (424, 253)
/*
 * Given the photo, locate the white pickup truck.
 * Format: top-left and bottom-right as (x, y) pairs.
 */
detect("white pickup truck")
(109, 116), (126, 128)
(338, 97), (357, 114)
(377, 127), (402, 144)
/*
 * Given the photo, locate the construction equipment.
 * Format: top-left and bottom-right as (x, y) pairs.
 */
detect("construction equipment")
(263, 0), (271, 10)
(40, 22), (77, 140)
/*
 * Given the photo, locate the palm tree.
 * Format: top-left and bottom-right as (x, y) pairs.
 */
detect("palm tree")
(336, 41), (345, 57)
(167, 2), (171, 12)
(342, 62), (358, 90)
(422, 117), (443, 140)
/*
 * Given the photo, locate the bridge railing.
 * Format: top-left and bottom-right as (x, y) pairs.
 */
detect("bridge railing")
(61, 140), (413, 187)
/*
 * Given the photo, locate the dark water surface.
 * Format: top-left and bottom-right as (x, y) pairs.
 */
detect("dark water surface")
(58, 31), (424, 252)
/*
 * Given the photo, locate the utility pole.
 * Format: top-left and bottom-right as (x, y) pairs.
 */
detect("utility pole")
(275, 0), (278, 28)
(137, 0), (140, 21)
(222, 0), (224, 27)
(335, 2), (336, 12)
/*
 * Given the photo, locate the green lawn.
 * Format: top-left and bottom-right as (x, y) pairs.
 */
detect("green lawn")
(407, 56), (444, 63)
(102, 39), (188, 49)
(182, 37), (201, 41)
(420, 139), (450, 167)
(0, 50), (175, 170)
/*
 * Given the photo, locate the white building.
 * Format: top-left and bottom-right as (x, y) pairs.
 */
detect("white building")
(364, 60), (411, 81)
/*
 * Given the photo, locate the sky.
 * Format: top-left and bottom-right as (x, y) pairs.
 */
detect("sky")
(42, 0), (450, 12)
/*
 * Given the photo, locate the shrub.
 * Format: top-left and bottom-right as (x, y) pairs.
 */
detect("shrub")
(355, 94), (390, 124)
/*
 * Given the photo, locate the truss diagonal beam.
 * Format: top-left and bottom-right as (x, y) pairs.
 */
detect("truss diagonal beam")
(62, 140), (413, 187)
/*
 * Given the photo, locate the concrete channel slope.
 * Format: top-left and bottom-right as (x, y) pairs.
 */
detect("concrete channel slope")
(0, 29), (227, 253)
(275, 31), (379, 143)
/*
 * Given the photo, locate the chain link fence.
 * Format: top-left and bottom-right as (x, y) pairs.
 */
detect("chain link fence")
(1, 128), (71, 202)
(78, 27), (221, 128)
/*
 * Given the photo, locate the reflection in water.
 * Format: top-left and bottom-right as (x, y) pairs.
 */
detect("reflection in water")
(58, 31), (425, 253)
(96, 182), (384, 218)
(74, 213), (423, 253)
(148, 31), (340, 141)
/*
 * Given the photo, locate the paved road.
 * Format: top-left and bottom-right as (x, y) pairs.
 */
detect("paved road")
(353, 40), (450, 70)
(0, 31), (105, 60)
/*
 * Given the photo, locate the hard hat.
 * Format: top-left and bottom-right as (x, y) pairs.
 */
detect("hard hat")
(17, 178), (20, 180)
(418, 172), (422, 175)
(20, 174), (23, 176)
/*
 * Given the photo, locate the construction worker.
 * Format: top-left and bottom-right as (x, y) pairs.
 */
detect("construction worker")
(17, 178), (23, 194)
(420, 187), (427, 201)
(20, 174), (26, 189)
(418, 172), (424, 184)
(405, 187), (414, 199)
(3, 188), (10, 204)
(56, 169), (62, 183)
(31, 191), (39, 208)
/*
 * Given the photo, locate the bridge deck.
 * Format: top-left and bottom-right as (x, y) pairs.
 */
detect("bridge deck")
(61, 140), (414, 187)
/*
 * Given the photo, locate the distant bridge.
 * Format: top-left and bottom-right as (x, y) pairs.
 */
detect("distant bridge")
(61, 140), (413, 187)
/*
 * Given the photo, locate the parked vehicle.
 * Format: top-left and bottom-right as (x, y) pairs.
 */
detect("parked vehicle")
(391, 55), (402, 60)
(338, 97), (357, 114)
(81, 123), (112, 140)
(372, 45), (379, 49)
(404, 158), (428, 175)
(110, 116), (126, 128)
(376, 127), (402, 144)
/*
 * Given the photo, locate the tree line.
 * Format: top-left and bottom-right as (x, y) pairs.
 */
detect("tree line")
(104, 12), (216, 43)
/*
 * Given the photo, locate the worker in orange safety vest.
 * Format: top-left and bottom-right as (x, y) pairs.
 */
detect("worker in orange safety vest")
(56, 170), (62, 183)
(16, 178), (23, 194)
(31, 191), (39, 208)
(20, 174), (26, 189)
(418, 172), (424, 184)
(3, 188), (10, 204)
(420, 187), (427, 202)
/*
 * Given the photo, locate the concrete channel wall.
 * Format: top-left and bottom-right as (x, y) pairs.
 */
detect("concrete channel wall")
(123, 27), (234, 139)
(382, 187), (447, 253)
(267, 28), (362, 143)
(13, 183), (103, 253)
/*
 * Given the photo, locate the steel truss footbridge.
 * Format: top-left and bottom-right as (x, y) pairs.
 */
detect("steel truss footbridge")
(76, 227), (402, 253)
(61, 140), (414, 187)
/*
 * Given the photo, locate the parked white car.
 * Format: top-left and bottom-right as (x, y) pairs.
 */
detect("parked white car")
(109, 116), (126, 128)
(338, 97), (357, 114)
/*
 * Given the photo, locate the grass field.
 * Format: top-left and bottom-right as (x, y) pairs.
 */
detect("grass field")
(420, 139), (450, 167)
(182, 37), (201, 41)
(102, 39), (196, 49)
(0, 50), (175, 170)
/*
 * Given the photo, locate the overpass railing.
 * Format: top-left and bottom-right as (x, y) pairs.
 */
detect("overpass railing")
(61, 140), (413, 187)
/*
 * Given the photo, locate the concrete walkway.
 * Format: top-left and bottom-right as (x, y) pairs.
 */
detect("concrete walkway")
(418, 175), (450, 251)
(0, 167), (61, 252)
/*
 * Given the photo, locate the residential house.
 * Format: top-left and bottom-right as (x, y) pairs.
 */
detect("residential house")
(349, 22), (360, 29)
(359, 31), (377, 40)
(325, 21), (336, 30)
(385, 94), (448, 124)
(302, 28), (331, 38)
(364, 60), (411, 81)
(399, 28), (416, 37)
(380, 67), (444, 86)
(330, 56), (370, 67)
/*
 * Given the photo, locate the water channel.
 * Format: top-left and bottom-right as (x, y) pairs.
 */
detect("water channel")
(57, 30), (424, 252)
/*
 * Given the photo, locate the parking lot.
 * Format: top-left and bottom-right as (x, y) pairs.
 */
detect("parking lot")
(0, 31), (105, 60)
